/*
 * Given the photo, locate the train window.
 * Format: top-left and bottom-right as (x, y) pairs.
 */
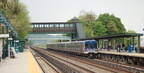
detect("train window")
(85, 43), (88, 49)
(90, 44), (93, 48)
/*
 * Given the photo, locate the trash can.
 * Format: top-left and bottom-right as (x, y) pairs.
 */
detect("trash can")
(128, 45), (133, 53)
(15, 47), (19, 53)
(18, 40), (25, 52)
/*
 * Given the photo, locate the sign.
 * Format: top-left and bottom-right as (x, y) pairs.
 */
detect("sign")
(0, 34), (9, 38)
(14, 40), (19, 42)
(8, 38), (13, 40)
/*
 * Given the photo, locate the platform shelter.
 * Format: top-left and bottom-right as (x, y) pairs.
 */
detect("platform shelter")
(0, 11), (18, 63)
(72, 33), (143, 53)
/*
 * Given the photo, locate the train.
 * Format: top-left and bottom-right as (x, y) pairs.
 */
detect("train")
(47, 40), (98, 58)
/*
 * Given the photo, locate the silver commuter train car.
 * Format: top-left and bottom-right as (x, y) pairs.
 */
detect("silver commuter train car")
(47, 40), (98, 58)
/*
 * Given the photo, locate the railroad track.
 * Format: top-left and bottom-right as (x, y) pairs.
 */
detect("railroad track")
(45, 48), (144, 73)
(30, 49), (61, 73)
(30, 46), (94, 73)
(30, 46), (131, 73)
(57, 51), (144, 73)
(30, 46), (93, 73)
(44, 49), (129, 73)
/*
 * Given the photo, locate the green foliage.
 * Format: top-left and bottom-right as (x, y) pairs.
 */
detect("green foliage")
(0, 0), (5, 10)
(92, 21), (107, 36)
(96, 13), (126, 34)
(0, 2), (3, 10)
(83, 26), (91, 37)
(62, 34), (70, 36)
(127, 30), (136, 33)
(70, 11), (126, 37)
(79, 10), (97, 37)
(79, 10), (97, 22)
(1, 1), (31, 40)
(107, 21), (118, 34)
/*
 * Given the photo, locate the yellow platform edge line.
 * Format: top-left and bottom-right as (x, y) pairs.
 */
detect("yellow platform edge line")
(28, 49), (41, 73)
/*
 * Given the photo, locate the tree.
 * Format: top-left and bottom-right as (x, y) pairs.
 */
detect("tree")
(127, 30), (136, 33)
(0, 1), (3, 10)
(79, 10), (97, 37)
(71, 11), (126, 38)
(1, 0), (31, 40)
(96, 13), (126, 34)
(83, 25), (91, 37)
(107, 21), (118, 34)
(92, 21), (107, 36)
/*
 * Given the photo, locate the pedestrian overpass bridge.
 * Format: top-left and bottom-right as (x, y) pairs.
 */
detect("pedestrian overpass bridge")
(30, 22), (85, 39)
(27, 17), (86, 45)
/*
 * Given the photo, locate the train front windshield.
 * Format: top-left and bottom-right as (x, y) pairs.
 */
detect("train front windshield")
(85, 41), (97, 51)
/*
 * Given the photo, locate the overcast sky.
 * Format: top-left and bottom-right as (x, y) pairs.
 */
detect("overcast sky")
(20, 0), (144, 34)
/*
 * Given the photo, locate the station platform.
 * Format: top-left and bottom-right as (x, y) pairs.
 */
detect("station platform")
(98, 49), (144, 57)
(0, 49), (43, 73)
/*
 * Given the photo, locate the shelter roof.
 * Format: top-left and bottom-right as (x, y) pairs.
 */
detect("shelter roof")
(72, 33), (143, 41)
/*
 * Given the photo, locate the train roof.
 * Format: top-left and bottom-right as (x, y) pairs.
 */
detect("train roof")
(47, 40), (97, 44)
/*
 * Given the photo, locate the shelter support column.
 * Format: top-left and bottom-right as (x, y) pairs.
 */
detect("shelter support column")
(114, 39), (116, 50)
(127, 37), (130, 52)
(5, 26), (8, 58)
(130, 37), (132, 45)
(102, 39), (103, 49)
(137, 36), (140, 53)
(2, 26), (5, 59)
(97, 40), (99, 49)
(132, 37), (135, 52)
